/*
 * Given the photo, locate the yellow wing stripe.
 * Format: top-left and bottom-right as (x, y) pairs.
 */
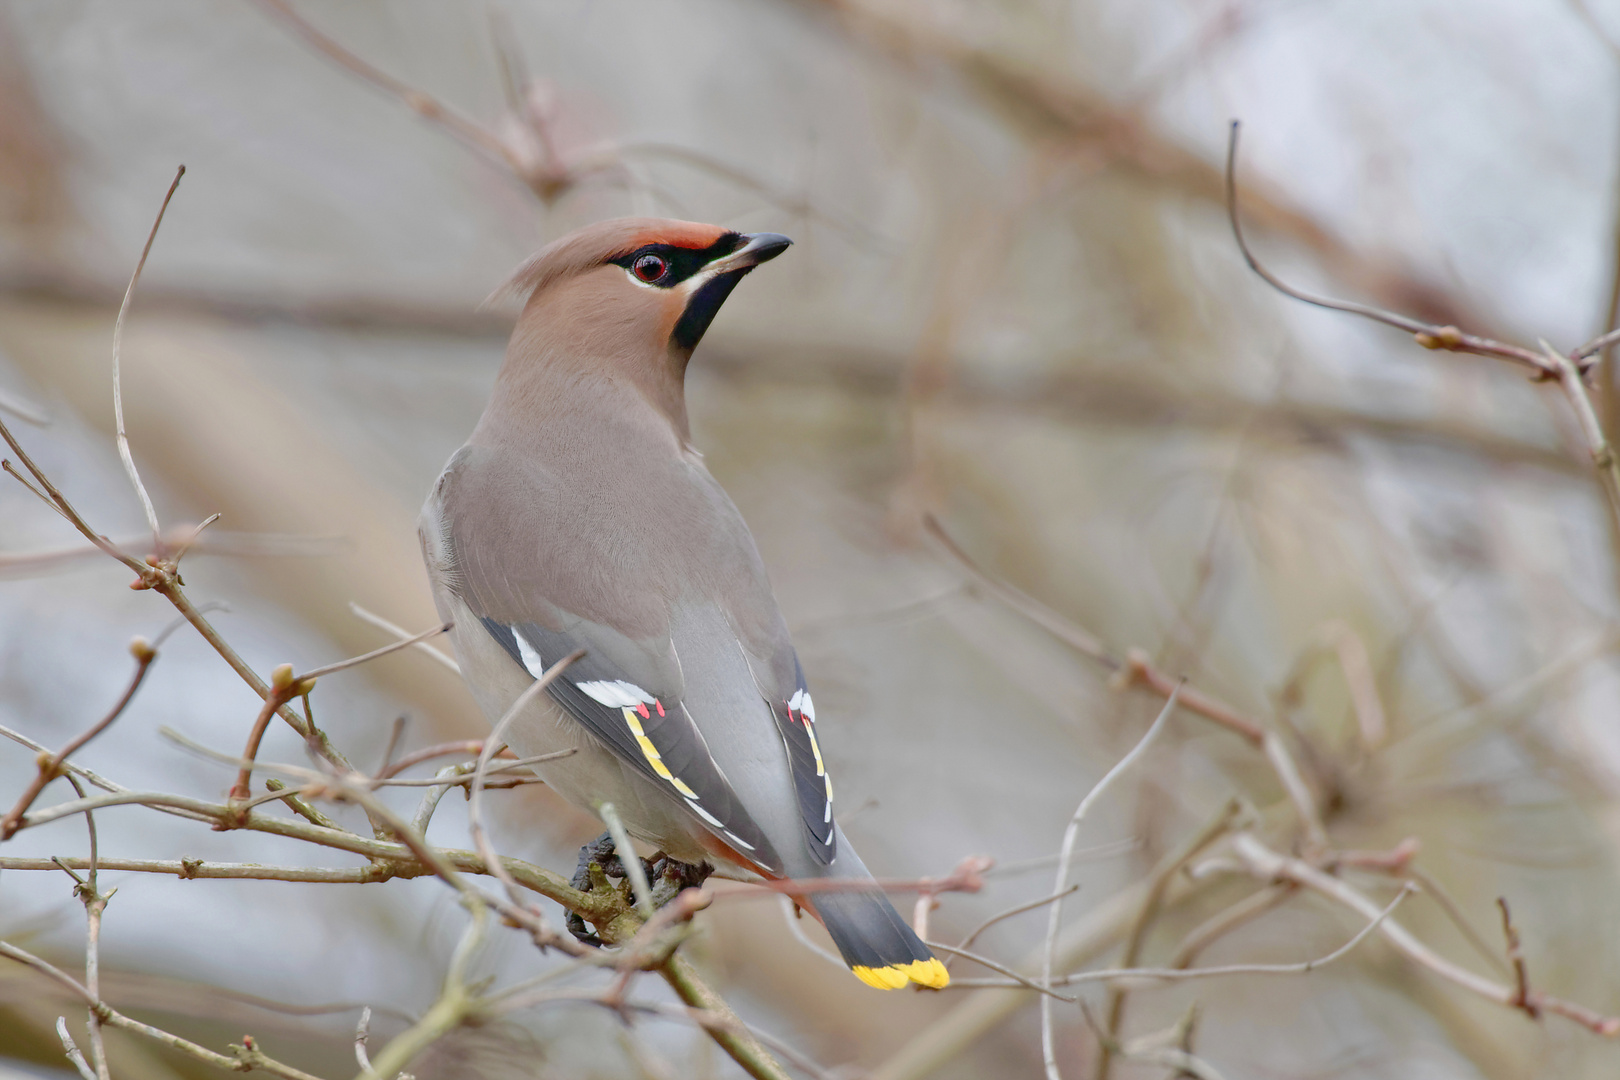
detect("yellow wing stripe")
(803, 722), (826, 776)
(622, 707), (677, 781)
(621, 707), (701, 797)
(851, 958), (950, 990)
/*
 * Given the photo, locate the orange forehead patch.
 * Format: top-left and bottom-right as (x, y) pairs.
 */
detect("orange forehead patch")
(618, 218), (731, 252)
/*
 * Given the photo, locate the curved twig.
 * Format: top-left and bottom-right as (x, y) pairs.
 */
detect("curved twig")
(1225, 121), (1555, 377)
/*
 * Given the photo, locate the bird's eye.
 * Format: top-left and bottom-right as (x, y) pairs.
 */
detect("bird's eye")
(632, 254), (668, 283)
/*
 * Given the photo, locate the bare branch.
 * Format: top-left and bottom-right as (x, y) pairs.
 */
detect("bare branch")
(111, 165), (184, 545)
(0, 416), (145, 576)
(354, 1006), (374, 1074)
(925, 514), (1266, 745)
(55, 1017), (97, 1080)
(1, 639), (156, 839)
(926, 941), (1074, 1002)
(351, 602), (460, 674)
(1231, 833), (1619, 1036)
(951, 885), (1079, 964)
(0, 941), (326, 1080)
(1543, 341), (1620, 525)
(377, 739), (488, 780)
(1043, 685), (1181, 1080)
(467, 650), (583, 914)
(599, 801), (654, 917)
(295, 621), (451, 682)
(250, 0), (513, 167)
(1497, 897), (1539, 1020)
(1225, 121), (1555, 376)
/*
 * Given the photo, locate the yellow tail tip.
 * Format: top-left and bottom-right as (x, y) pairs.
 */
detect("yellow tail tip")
(852, 958), (950, 990)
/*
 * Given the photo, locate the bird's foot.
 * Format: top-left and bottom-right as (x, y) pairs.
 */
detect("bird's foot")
(566, 833), (713, 946)
(649, 853), (713, 898)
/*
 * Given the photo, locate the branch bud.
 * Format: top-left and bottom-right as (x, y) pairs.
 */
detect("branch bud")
(1414, 325), (1462, 350)
(270, 663), (296, 692)
(129, 635), (155, 663)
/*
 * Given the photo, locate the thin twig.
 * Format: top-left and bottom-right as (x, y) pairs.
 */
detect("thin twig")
(600, 801), (654, 918)
(1225, 122), (1554, 376)
(925, 515), (1265, 745)
(64, 774), (112, 1080)
(0, 640), (156, 839)
(1165, 884), (1295, 969)
(231, 666), (308, 802)
(1544, 340), (1620, 527)
(2, 458), (70, 521)
(0, 416), (145, 575)
(926, 941), (1075, 1002)
(56, 1017), (97, 1080)
(351, 603), (461, 674)
(953, 881), (1398, 989)
(295, 622), (451, 682)
(1497, 897), (1539, 1019)
(251, 0), (512, 165)
(1042, 686), (1182, 1080)
(1037, 885), (1411, 986)
(378, 740), (489, 779)
(1095, 800), (1243, 1080)
(467, 650), (583, 912)
(373, 751), (571, 788)
(1231, 833), (1619, 1036)
(1, 941), (326, 1080)
(951, 884), (1079, 965)
(354, 1006), (374, 1072)
(111, 165), (185, 544)
(263, 777), (347, 832)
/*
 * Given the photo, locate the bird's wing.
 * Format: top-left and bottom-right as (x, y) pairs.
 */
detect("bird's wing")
(475, 612), (783, 872)
(756, 651), (837, 865)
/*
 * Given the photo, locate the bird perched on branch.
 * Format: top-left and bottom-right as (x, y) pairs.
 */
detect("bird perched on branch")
(419, 218), (947, 990)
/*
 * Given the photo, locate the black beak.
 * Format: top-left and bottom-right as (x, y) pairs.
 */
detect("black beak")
(671, 233), (792, 353)
(709, 232), (793, 275)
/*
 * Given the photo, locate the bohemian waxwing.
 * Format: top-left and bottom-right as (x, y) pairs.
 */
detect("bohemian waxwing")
(419, 218), (948, 990)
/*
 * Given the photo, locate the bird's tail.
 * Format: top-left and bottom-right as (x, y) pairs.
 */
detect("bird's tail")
(806, 886), (950, 990)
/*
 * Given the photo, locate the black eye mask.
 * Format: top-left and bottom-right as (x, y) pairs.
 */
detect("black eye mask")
(607, 233), (743, 288)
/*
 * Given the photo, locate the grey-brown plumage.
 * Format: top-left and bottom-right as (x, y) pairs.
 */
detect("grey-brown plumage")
(419, 218), (946, 990)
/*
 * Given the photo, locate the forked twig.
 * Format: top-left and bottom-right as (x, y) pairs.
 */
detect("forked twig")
(1497, 897), (1539, 1020)
(1232, 833), (1618, 1036)
(1042, 686), (1182, 1080)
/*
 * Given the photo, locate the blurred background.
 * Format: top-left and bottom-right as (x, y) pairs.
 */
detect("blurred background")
(3, 0), (1620, 1077)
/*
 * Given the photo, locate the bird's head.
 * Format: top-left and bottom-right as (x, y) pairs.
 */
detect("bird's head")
(498, 218), (791, 366)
